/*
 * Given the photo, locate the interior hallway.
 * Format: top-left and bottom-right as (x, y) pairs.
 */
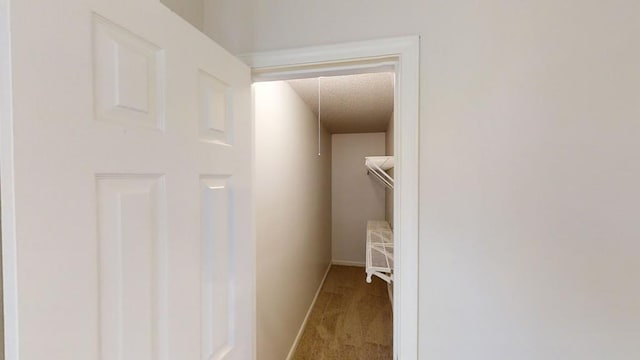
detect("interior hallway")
(292, 265), (392, 360)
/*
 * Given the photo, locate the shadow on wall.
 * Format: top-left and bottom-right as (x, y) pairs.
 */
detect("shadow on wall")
(159, 0), (204, 32)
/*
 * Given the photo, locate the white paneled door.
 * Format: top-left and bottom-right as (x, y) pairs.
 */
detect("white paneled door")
(2, 0), (253, 359)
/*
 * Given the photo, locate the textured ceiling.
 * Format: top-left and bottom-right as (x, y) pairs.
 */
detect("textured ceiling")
(287, 72), (394, 134)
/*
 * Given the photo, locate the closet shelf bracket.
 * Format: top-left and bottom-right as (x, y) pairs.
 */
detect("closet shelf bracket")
(365, 156), (394, 189)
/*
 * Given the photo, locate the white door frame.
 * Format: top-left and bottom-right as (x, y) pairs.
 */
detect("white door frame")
(0, 0), (18, 357)
(240, 35), (420, 359)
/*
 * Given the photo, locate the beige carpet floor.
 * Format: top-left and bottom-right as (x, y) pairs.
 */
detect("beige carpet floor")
(292, 265), (393, 360)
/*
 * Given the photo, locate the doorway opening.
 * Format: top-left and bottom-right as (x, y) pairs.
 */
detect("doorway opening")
(255, 71), (395, 359)
(245, 36), (419, 360)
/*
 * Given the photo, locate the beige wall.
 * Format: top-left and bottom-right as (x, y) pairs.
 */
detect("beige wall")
(159, 0), (203, 31)
(254, 81), (332, 360)
(207, 1), (640, 358)
(332, 133), (385, 265)
(385, 112), (394, 228)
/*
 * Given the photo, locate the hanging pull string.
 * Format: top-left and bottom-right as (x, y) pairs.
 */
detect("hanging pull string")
(318, 77), (322, 156)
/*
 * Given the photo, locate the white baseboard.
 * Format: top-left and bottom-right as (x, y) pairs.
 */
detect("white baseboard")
(331, 259), (365, 267)
(285, 262), (332, 360)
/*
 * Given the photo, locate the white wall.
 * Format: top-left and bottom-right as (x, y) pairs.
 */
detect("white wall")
(206, 1), (640, 358)
(254, 81), (332, 360)
(332, 133), (385, 265)
(160, 0), (203, 31)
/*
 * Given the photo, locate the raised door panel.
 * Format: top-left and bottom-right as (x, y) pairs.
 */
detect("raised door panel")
(93, 15), (165, 130)
(200, 176), (234, 360)
(96, 175), (167, 360)
(198, 70), (233, 145)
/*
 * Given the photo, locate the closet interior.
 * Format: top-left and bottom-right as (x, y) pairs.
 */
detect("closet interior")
(254, 70), (396, 359)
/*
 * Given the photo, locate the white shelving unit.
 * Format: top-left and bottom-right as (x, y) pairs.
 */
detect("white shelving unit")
(364, 155), (395, 286)
(366, 220), (394, 284)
